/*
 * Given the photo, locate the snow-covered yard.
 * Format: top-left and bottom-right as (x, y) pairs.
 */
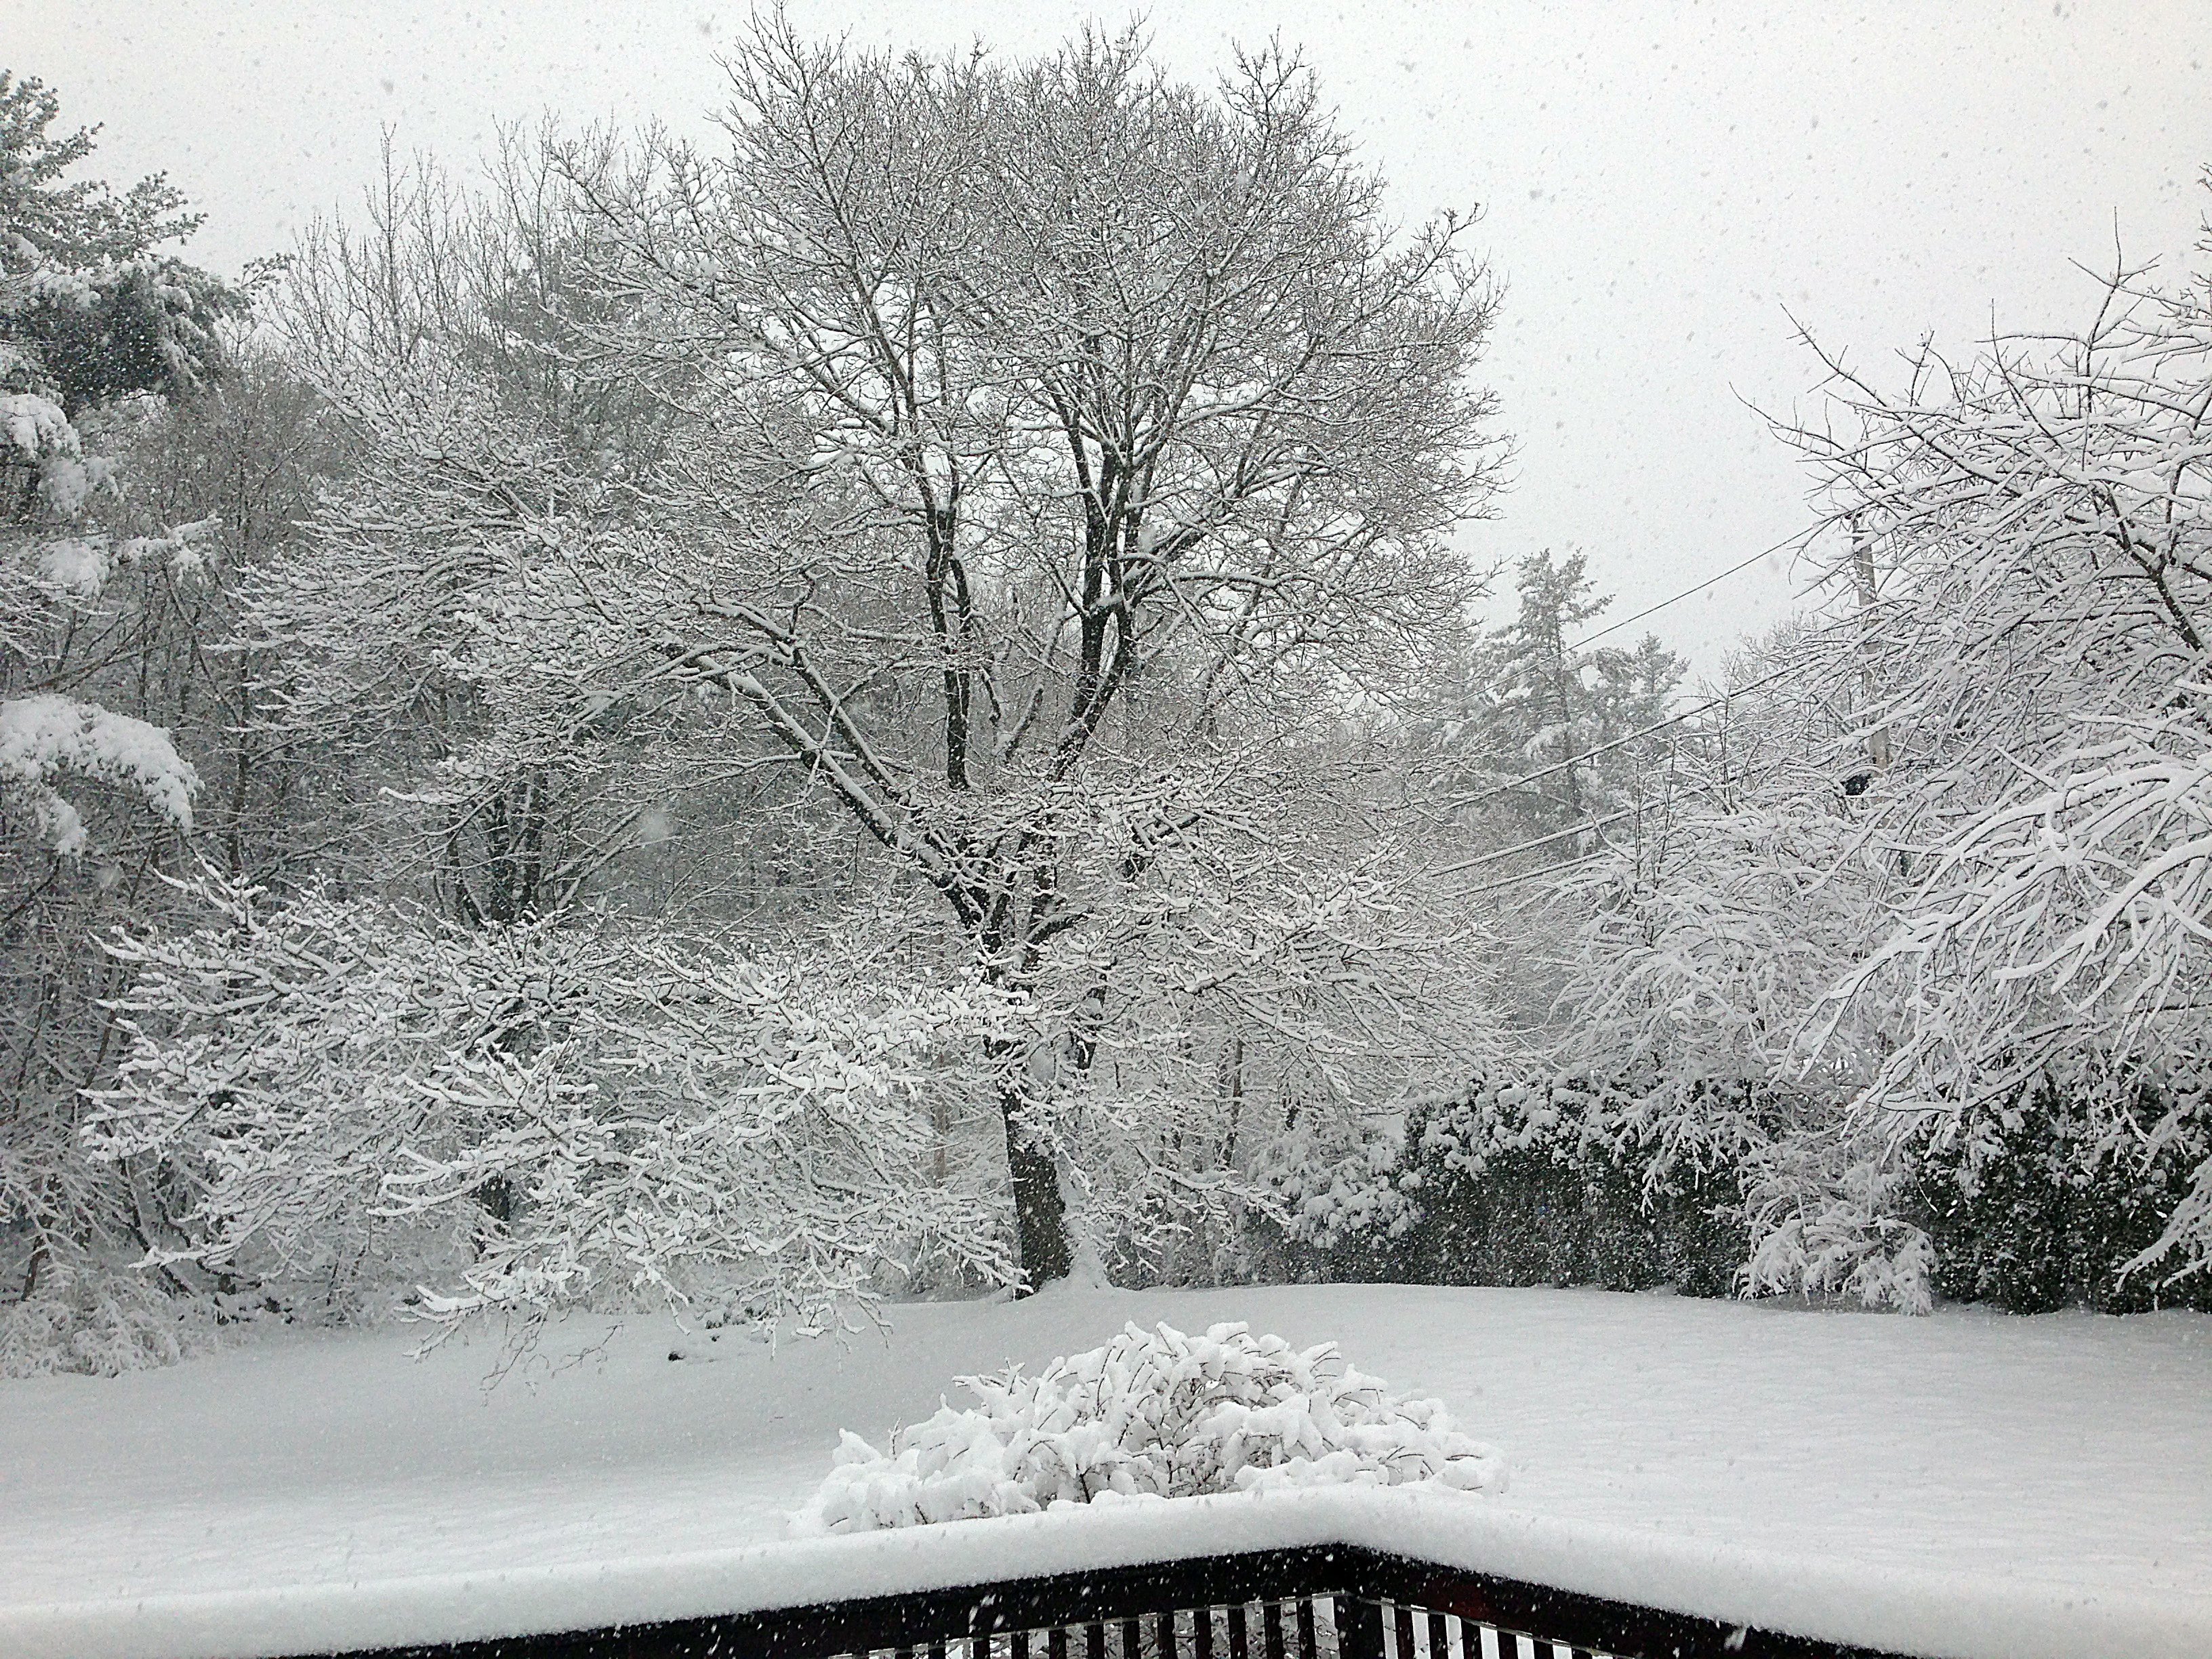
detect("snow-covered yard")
(1, 1284), (2206, 1659)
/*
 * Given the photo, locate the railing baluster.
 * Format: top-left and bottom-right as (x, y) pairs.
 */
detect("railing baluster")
(1427, 1609), (1449, 1659)
(1391, 1601), (1417, 1659)
(1121, 1616), (1143, 1659)
(1336, 1596), (1387, 1659)
(1262, 1598), (1288, 1659)
(1049, 1627), (1069, 1659)
(1229, 1601), (1250, 1659)
(1194, 1604), (1216, 1659)
(1087, 1621), (1107, 1659)
(1295, 1596), (1320, 1659)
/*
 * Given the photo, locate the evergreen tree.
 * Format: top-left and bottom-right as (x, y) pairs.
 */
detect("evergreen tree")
(1, 73), (254, 1361)
(1425, 549), (1685, 846)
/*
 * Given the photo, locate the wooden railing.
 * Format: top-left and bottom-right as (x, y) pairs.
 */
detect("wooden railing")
(333, 1543), (1907, 1659)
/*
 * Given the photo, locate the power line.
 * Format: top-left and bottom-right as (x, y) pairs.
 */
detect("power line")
(1440, 657), (1801, 814)
(1432, 729), (1832, 889)
(1566, 535), (1796, 652)
(1422, 554), (1822, 886)
(1427, 808), (1637, 878)
(1451, 848), (1611, 900)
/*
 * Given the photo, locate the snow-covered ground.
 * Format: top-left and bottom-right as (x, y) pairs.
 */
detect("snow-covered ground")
(1, 1284), (2205, 1659)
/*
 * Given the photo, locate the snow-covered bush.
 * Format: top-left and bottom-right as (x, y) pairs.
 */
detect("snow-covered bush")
(1399, 1078), (1751, 1296)
(797, 1320), (1504, 1533)
(0, 691), (197, 855)
(0, 1254), (218, 1378)
(1254, 1110), (1416, 1260)
(1910, 1067), (2212, 1313)
(87, 880), (1017, 1336)
(1252, 1071), (1749, 1295)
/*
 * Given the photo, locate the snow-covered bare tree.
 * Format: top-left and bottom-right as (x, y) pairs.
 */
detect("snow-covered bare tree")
(19, 23), (1505, 1360)
(245, 140), (684, 924)
(1771, 248), (2212, 1301)
(542, 20), (1504, 1286)
(1554, 231), (2212, 1311)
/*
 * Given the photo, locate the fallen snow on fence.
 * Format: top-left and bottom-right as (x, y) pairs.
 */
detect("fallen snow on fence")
(0, 1284), (2205, 1659)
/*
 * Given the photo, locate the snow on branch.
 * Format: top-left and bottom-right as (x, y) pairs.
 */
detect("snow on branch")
(0, 693), (197, 853)
(0, 390), (74, 461)
(1714, 259), (2212, 1299)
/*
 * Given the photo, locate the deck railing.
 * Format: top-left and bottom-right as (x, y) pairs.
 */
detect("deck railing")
(339, 1543), (1904, 1659)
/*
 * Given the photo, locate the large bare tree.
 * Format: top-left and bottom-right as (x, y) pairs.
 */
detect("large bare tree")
(552, 23), (1500, 1285)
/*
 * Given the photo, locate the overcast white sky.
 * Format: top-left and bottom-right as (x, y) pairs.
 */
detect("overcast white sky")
(19, 1), (2212, 672)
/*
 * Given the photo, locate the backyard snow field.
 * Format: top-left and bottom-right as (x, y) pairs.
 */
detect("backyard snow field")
(0, 1284), (2205, 1659)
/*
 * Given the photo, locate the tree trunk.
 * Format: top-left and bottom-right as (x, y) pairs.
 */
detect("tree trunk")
(1851, 521), (1892, 772)
(997, 1066), (1073, 1292)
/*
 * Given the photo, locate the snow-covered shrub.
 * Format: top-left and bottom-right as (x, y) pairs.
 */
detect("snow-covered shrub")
(1399, 1077), (1753, 1297)
(1909, 1067), (2212, 1313)
(1741, 1129), (1938, 1313)
(1250, 1070), (1750, 1294)
(0, 1257), (218, 1378)
(1254, 1110), (1416, 1263)
(796, 1319), (1504, 1534)
(88, 880), (1018, 1337)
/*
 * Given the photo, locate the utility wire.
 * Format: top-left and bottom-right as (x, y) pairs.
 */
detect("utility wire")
(1566, 534), (1797, 652)
(1441, 658), (1801, 814)
(1426, 541), (1823, 888)
(1432, 735), (1827, 888)
(1452, 849), (1612, 900)
(1427, 808), (1637, 878)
